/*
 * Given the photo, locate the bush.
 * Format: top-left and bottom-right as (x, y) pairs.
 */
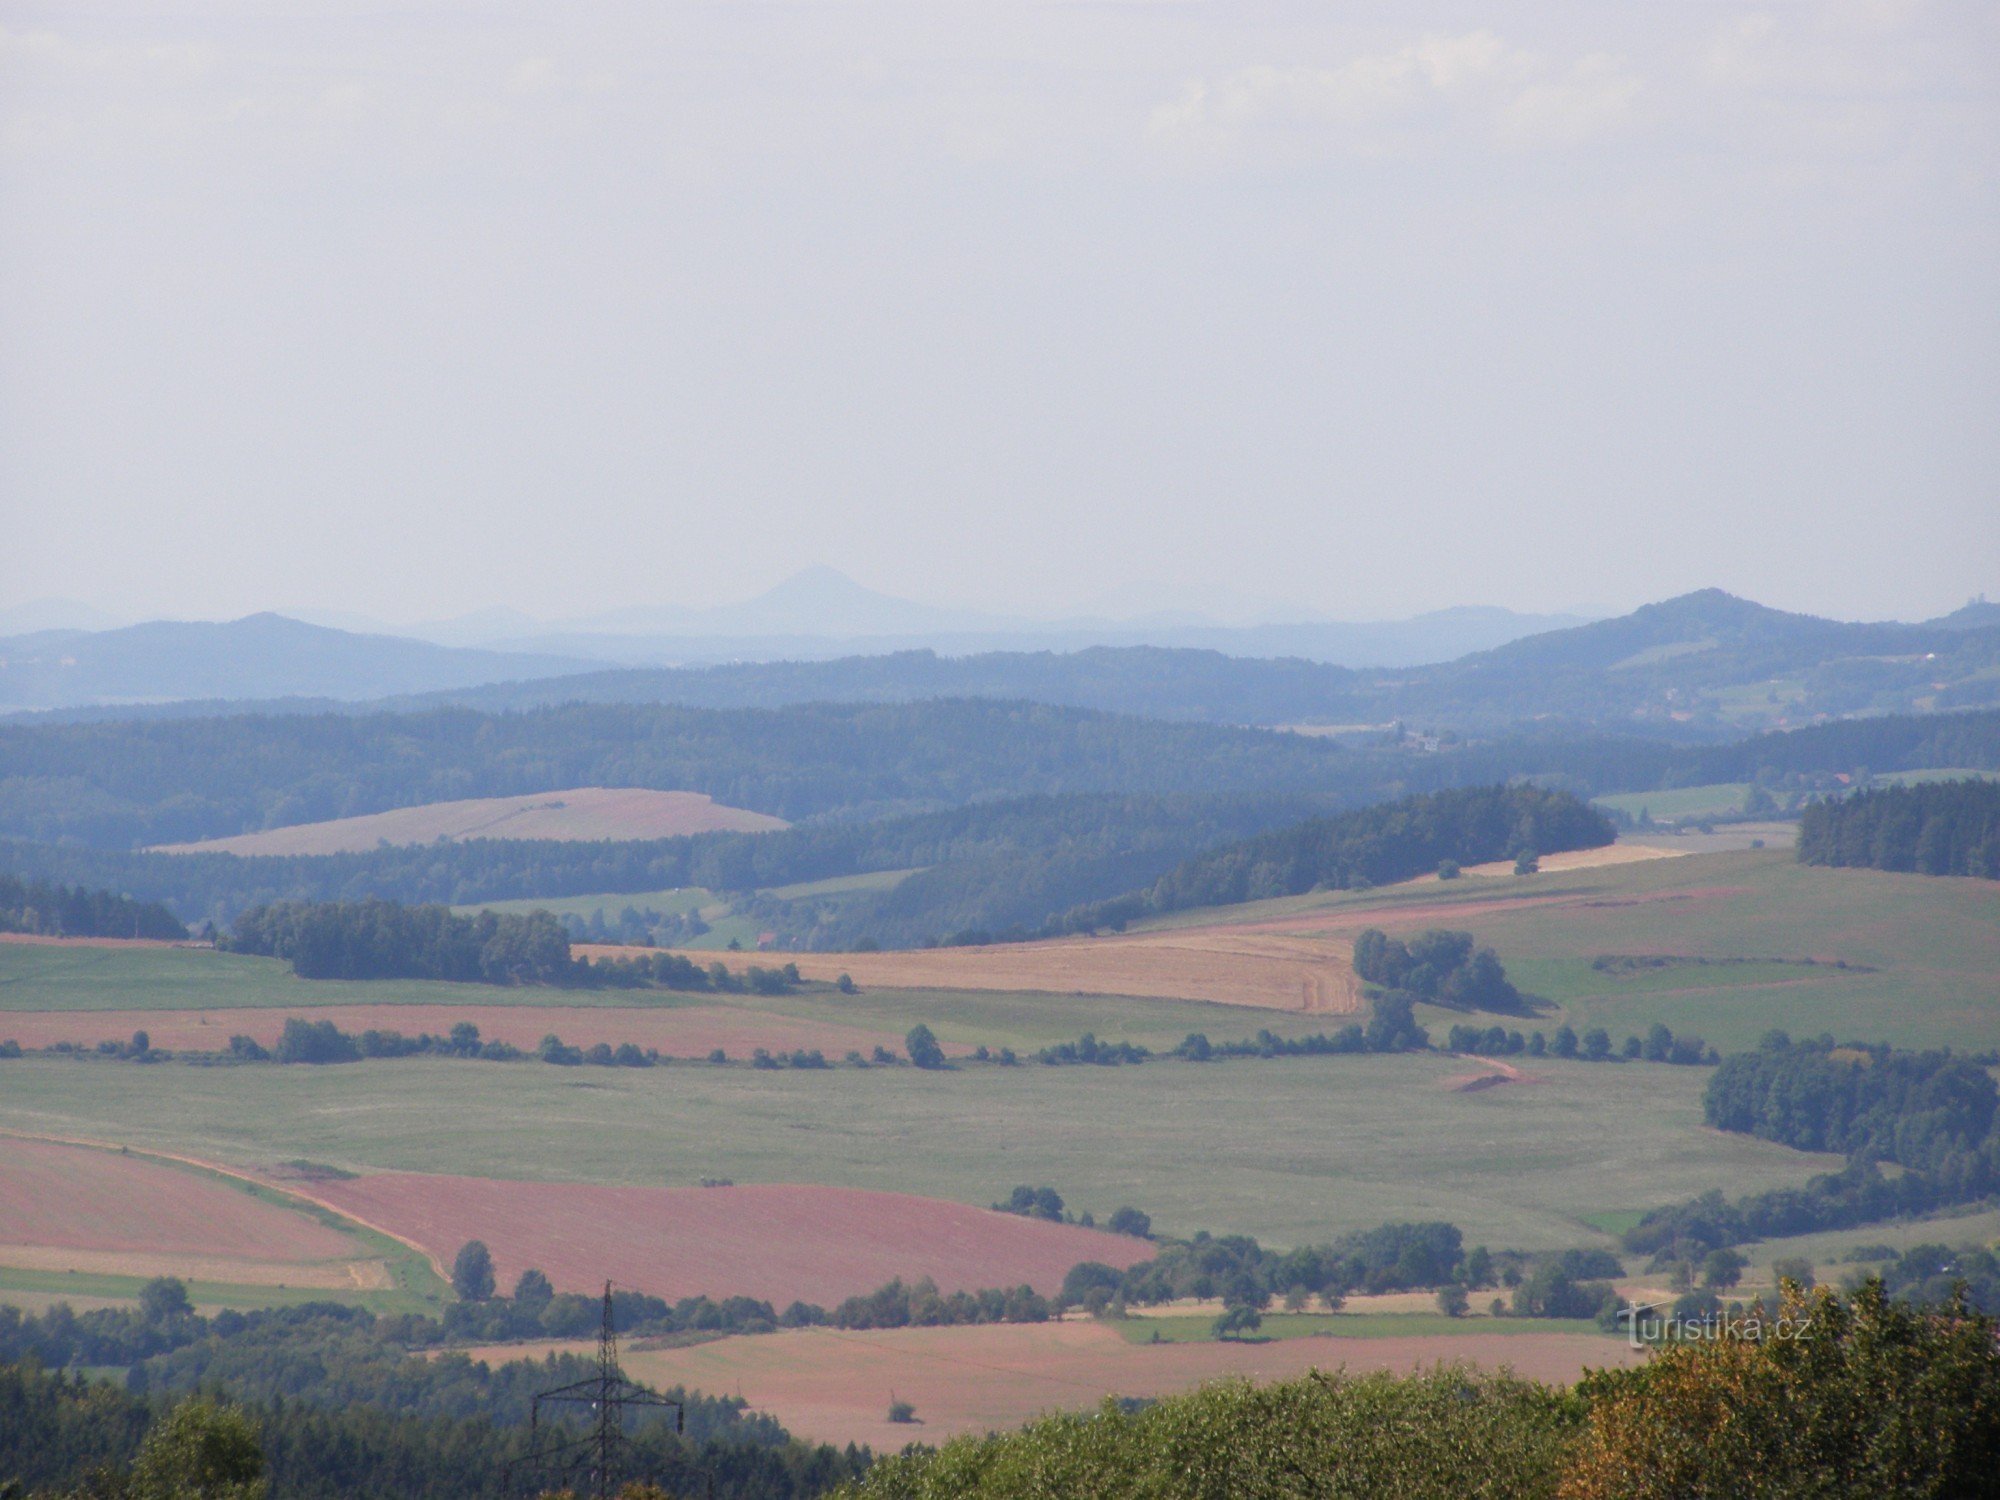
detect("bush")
(1562, 1282), (2000, 1498)
(835, 1367), (1579, 1499)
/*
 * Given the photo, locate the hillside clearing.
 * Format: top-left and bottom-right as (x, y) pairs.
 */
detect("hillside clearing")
(149, 786), (786, 855)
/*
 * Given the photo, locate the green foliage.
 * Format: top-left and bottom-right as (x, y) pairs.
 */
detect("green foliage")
(131, 1398), (266, 1500)
(1563, 1282), (2000, 1499)
(836, 1367), (1580, 1499)
(1210, 1304), (1262, 1340)
(1065, 784), (1614, 931)
(0, 699), (1356, 849)
(0, 873), (185, 940)
(1354, 928), (1526, 1013)
(450, 1241), (495, 1302)
(1799, 777), (2000, 878)
(903, 1024), (945, 1070)
(1704, 1033), (1997, 1169)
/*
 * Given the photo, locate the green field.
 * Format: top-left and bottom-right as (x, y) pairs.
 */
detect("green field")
(0, 1051), (1845, 1255)
(457, 888), (713, 921)
(0, 941), (1368, 1056)
(1140, 848), (2000, 1055)
(456, 869), (920, 951)
(1118, 1311), (1610, 1344)
(1593, 784), (1753, 822)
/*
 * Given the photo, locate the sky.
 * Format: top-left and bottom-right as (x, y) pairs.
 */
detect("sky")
(1, 1), (1995, 628)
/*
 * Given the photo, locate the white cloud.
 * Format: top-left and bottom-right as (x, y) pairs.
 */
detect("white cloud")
(1149, 31), (1640, 158)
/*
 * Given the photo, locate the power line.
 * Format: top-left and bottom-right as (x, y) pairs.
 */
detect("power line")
(507, 1283), (709, 1500)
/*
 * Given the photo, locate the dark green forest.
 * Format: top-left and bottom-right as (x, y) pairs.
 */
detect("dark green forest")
(0, 874), (185, 940)
(1797, 778), (2000, 877)
(0, 700), (1359, 847)
(1621, 1033), (2000, 1263)
(1060, 785), (1612, 932)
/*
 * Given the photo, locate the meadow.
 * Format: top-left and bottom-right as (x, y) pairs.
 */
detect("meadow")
(0, 1050), (1843, 1254)
(1134, 848), (2000, 1054)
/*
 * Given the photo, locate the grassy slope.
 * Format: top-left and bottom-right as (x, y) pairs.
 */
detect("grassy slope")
(0, 1052), (1843, 1254)
(1135, 848), (2000, 1054)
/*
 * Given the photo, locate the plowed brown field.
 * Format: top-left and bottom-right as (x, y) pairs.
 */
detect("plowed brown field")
(0, 1137), (374, 1287)
(307, 1177), (1154, 1305)
(150, 787), (785, 855)
(471, 1319), (1640, 1450)
(0, 1003), (953, 1060)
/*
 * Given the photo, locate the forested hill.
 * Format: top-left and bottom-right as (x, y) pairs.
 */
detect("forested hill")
(397, 591), (2000, 733)
(0, 700), (1362, 848)
(1061, 785), (1614, 932)
(14, 591), (1997, 737)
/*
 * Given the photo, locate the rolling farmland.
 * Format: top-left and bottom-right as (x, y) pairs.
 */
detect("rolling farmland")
(306, 1176), (1155, 1305)
(469, 1318), (1643, 1451)
(0, 1051), (1845, 1253)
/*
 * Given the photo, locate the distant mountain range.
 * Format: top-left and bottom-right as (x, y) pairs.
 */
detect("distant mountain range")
(0, 615), (594, 711)
(3, 586), (1995, 737)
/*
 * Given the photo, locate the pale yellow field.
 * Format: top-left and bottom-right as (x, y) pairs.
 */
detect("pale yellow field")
(150, 786), (786, 855)
(466, 1319), (1639, 1450)
(0, 1243), (390, 1289)
(591, 928), (1364, 1014)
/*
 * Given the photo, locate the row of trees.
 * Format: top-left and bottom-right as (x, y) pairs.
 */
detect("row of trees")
(1797, 777), (2000, 878)
(224, 898), (797, 992)
(0, 874), (184, 940)
(1059, 784), (1614, 933)
(1445, 1021), (1716, 1066)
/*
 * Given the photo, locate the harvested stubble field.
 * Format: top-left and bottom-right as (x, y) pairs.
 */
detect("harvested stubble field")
(592, 929), (1365, 1015)
(472, 1319), (1642, 1451)
(304, 1177), (1153, 1306)
(0, 1052), (1845, 1252)
(149, 786), (786, 856)
(0, 943), (1365, 1057)
(0, 1002), (958, 1062)
(0, 1137), (379, 1290)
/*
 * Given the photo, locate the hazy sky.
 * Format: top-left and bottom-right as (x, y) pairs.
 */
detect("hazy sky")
(2, 1), (1995, 626)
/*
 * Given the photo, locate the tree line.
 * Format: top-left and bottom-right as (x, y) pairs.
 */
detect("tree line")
(1620, 1032), (2000, 1265)
(222, 899), (792, 991)
(1797, 777), (2000, 878)
(0, 698), (1361, 849)
(0, 1297), (861, 1500)
(1059, 784), (1613, 932)
(0, 874), (185, 941)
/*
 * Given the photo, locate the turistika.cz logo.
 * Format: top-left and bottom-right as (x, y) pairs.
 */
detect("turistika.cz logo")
(1616, 1303), (1813, 1351)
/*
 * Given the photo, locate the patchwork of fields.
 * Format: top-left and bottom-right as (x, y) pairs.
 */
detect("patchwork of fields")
(3, 839), (1993, 1448)
(0, 1050), (1845, 1254)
